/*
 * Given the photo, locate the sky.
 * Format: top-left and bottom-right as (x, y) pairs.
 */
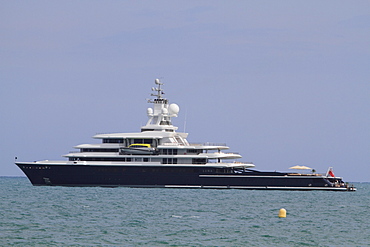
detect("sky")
(1, 1), (369, 182)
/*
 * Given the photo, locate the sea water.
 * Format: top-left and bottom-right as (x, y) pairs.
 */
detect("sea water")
(0, 177), (369, 246)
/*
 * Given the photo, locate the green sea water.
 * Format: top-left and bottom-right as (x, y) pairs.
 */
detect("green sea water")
(1, 177), (369, 246)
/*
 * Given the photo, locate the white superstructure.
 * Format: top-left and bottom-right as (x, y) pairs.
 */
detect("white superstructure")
(63, 79), (255, 169)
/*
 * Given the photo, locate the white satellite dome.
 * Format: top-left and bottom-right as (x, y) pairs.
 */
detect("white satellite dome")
(147, 108), (153, 116)
(162, 108), (168, 114)
(168, 103), (180, 115)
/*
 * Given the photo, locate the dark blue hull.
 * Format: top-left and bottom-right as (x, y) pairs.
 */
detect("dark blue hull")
(16, 163), (355, 191)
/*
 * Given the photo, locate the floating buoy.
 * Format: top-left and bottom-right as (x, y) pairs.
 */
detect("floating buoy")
(278, 208), (286, 218)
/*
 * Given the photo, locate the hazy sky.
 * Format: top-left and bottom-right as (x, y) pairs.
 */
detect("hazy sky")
(1, 1), (369, 182)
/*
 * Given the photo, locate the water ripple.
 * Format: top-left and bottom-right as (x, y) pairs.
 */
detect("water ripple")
(0, 178), (369, 246)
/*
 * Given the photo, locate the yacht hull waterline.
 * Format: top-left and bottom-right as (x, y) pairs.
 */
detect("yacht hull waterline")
(15, 79), (356, 191)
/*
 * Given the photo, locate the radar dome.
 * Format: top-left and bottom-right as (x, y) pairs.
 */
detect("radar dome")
(162, 108), (168, 114)
(168, 103), (180, 115)
(147, 108), (153, 116)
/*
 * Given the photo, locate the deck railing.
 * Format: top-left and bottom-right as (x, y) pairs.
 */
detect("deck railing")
(189, 142), (227, 147)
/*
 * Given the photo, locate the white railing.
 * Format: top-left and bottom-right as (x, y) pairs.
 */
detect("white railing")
(161, 143), (184, 146)
(189, 142), (227, 147)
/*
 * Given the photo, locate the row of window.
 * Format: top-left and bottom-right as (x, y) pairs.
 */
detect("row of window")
(102, 139), (155, 144)
(70, 157), (150, 162)
(160, 120), (172, 125)
(21, 166), (51, 170)
(193, 158), (207, 164)
(69, 157), (207, 164)
(98, 167), (201, 174)
(132, 139), (153, 144)
(187, 149), (203, 154)
(160, 149), (178, 155)
(81, 148), (119, 152)
(141, 129), (174, 132)
(162, 158), (177, 164)
(103, 139), (124, 143)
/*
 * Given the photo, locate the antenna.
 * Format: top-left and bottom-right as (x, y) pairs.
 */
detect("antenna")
(183, 108), (187, 133)
(148, 79), (166, 103)
(155, 78), (163, 85)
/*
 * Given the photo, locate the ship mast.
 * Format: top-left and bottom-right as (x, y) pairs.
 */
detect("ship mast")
(142, 79), (180, 132)
(148, 79), (165, 102)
